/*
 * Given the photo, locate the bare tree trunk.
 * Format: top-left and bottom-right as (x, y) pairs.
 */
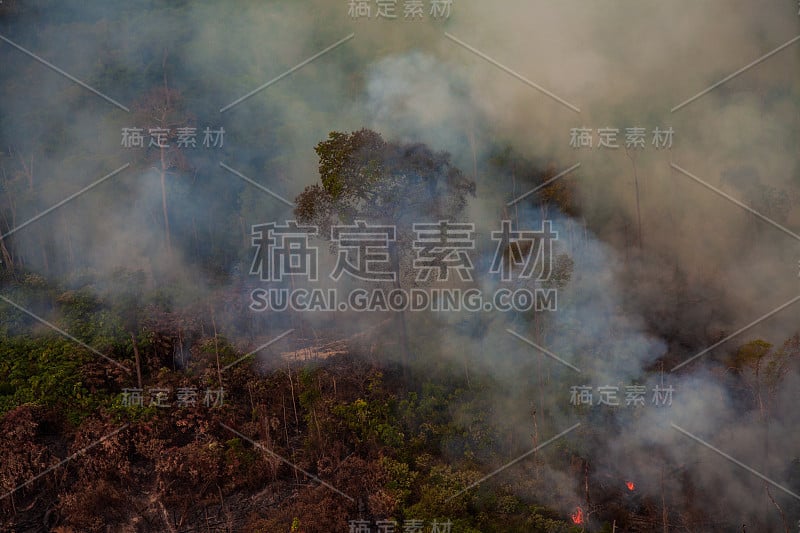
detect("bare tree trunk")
(282, 393), (290, 450)
(757, 359), (789, 532)
(390, 243), (413, 376)
(211, 310), (223, 388)
(0, 236), (13, 273)
(160, 149), (172, 255)
(0, 165), (15, 272)
(661, 465), (669, 533)
(158, 500), (177, 533)
(530, 403), (540, 478)
(17, 153), (50, 273)
(584, 460), (590, 506)
(765, 483), (789, 533)
(131, 332), (143, 389)
(160, 53), (172, 256)
(468, 119), (478, 181)
(626, 149), (643, 250)
(287, 363), (299, 426)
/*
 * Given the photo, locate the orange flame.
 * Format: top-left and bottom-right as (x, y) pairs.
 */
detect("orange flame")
(626, 481), (635, 491)
(571, 506), (583, 524)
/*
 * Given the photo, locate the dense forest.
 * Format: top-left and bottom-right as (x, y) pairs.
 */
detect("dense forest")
(1, 1), (799, 532)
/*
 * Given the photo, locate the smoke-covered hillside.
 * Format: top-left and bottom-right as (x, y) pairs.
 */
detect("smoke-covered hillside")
(0, 1), (798, 531)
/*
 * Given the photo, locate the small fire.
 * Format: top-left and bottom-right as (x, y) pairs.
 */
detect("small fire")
(626, 481), (635, 491)
(571, 506), (584, 525)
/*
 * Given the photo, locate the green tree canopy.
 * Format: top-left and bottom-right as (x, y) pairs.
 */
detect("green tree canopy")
(295, 129), (475, 235)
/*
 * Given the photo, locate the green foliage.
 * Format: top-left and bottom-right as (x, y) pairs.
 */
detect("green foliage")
(380, 456), (417, 503)
(298, 365), (322, 409)
(199, 335), (239, 368)
(224, 437), (259, 471)
(0, 278), (134, 422)
(405, 463), (476, 519)
(105, 392), (159, 423)
(333, 396), (405, 449)
(0, 334), (94, 422)
(295, 129), (475, 235)
(733, 339), (773, 369)
(489, 146), (581, 217)
(316, 129), (386, 200)
(523, 505), (577, 533)
(731, 337), (798, 408)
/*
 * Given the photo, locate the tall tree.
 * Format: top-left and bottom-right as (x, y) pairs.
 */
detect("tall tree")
(296, 129), (475, 238)
(295, 129), (475, 366)
(130, 60), (191, 257)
